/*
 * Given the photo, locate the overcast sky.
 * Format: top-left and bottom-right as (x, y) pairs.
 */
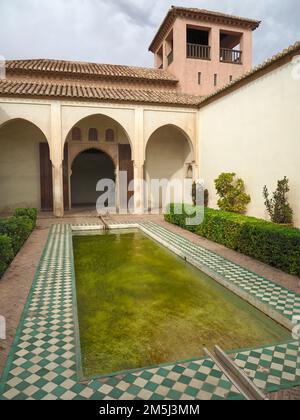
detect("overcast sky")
(0, 0), (299, 67)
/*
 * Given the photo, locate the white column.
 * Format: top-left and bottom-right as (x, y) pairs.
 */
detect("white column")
(134, 164), (144, 214)
(50, 103), (64, 218)
(133, 108), (145, 214)
(115, 163), (120, 213)
(52, 164), (64, 217)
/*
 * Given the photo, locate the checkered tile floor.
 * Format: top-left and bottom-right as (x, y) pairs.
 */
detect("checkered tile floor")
(232, 341), (300, 393)
(0, 222), (299, 400)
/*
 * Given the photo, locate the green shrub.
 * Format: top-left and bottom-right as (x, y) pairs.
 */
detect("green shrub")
(0, 216), (33, 255)
(165, 204), (300, 276)
(215, 173), (251, 214)
(197, 209), (247, 250)
(263, 177), (293, 224)
(238, 222), (300, 276)
(0, 235), (13, 278)
(14, 208), (38, 226)
(165, 204), (199, 233)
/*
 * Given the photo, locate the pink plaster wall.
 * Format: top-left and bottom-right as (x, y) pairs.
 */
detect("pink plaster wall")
(155, 17), (253, 96)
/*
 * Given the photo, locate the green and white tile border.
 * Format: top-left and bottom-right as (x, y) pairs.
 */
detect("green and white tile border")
(0, 222), (299, 400)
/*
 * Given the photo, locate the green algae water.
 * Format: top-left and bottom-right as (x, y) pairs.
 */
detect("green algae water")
(73, 229), (290, 378)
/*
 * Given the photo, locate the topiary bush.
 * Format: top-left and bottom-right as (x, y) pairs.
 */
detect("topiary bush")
(263, 177), (294, 225)
(0, 235), (14, 278)
(14, 208), (38, 227)
(0, 216), (33, 255)
(165, 204), (300, 277)
(215, 173), (251, 214)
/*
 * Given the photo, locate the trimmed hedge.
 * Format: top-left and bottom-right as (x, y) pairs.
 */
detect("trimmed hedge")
(0, 208), (37, 278)
(13, 208), (37, 226)
(0, 235), (13, 278)
(165, 204), (300, 277)
(0, 216), (33, 255)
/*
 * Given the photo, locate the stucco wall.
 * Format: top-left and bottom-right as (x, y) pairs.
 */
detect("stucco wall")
(199, 60), (300, 227)
(65, 113), (129, 145)
(0, 120), (47, 211)
(145, 125), (193, 208)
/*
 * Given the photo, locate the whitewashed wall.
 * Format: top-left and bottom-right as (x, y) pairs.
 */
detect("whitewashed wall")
(0, 120), (47, 211)
(199, 60), (300, 227)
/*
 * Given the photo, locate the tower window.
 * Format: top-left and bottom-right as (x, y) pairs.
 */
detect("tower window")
(229, 75), (233, 82)
(187, 27), (211, 60)
(220, 31), (242, 64)
(198, 72), (202, 85)
(72, 127), (81, 141)
(88, 128), (98, 142)
(187, 28), (209, 46)
(214, 74), (218, 86)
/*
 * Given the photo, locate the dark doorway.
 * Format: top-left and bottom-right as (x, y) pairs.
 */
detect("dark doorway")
(71, 148), (115, 208)
(119, 144), (134, 210)
(39, 143), (53, 211)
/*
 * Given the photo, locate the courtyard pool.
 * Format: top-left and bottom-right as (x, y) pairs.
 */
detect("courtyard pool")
(73, 229), (290, 378)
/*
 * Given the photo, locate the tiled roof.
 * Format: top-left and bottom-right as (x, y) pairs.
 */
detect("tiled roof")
(199, 41), (300, 107)
(0, 80), (200, 106)
(2, 41), (298, 108)
(149, 7), (261, 52)
(6, 59), (178, 84)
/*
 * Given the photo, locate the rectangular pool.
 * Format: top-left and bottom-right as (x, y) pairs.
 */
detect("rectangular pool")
(73, 229), (290, 378)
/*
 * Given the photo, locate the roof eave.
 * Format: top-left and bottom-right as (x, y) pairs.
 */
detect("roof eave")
(0, 91), (199, 108)
(5, 67), (179, 86)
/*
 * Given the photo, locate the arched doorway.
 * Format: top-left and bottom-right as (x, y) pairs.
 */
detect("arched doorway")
(66, 114), (134, 212)
(71, 148), (115, 208)
(0, 118), (51, 212)
(145, 125), (194, 210)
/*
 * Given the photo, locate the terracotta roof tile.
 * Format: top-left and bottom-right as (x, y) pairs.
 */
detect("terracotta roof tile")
(2, 41), (298, 108)
(0, 80), (199, 107)
(6, 59), (178, 84)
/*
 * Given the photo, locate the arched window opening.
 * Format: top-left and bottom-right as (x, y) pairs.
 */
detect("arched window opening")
(72, 127), (82, 141)
(187, 164), (193, 179)
(89, 128), (98, 142)
(105, 128), (115, 143)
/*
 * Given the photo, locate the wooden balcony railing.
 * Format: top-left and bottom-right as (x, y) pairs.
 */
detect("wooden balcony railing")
(187, 43), (211, 60)
(220, 48), (242, 64)
(167, 50), (174, 66)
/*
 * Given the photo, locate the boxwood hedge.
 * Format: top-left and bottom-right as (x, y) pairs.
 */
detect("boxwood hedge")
(0, 208), (37, 278)
(165, 204), (300, 277)
(13, 208), (37, 226)
(0, 235), (13, 278)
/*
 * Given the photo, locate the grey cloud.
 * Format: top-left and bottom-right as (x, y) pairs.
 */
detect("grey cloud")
(0, 0), (299, 67)
(107, 0), (158, 28)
